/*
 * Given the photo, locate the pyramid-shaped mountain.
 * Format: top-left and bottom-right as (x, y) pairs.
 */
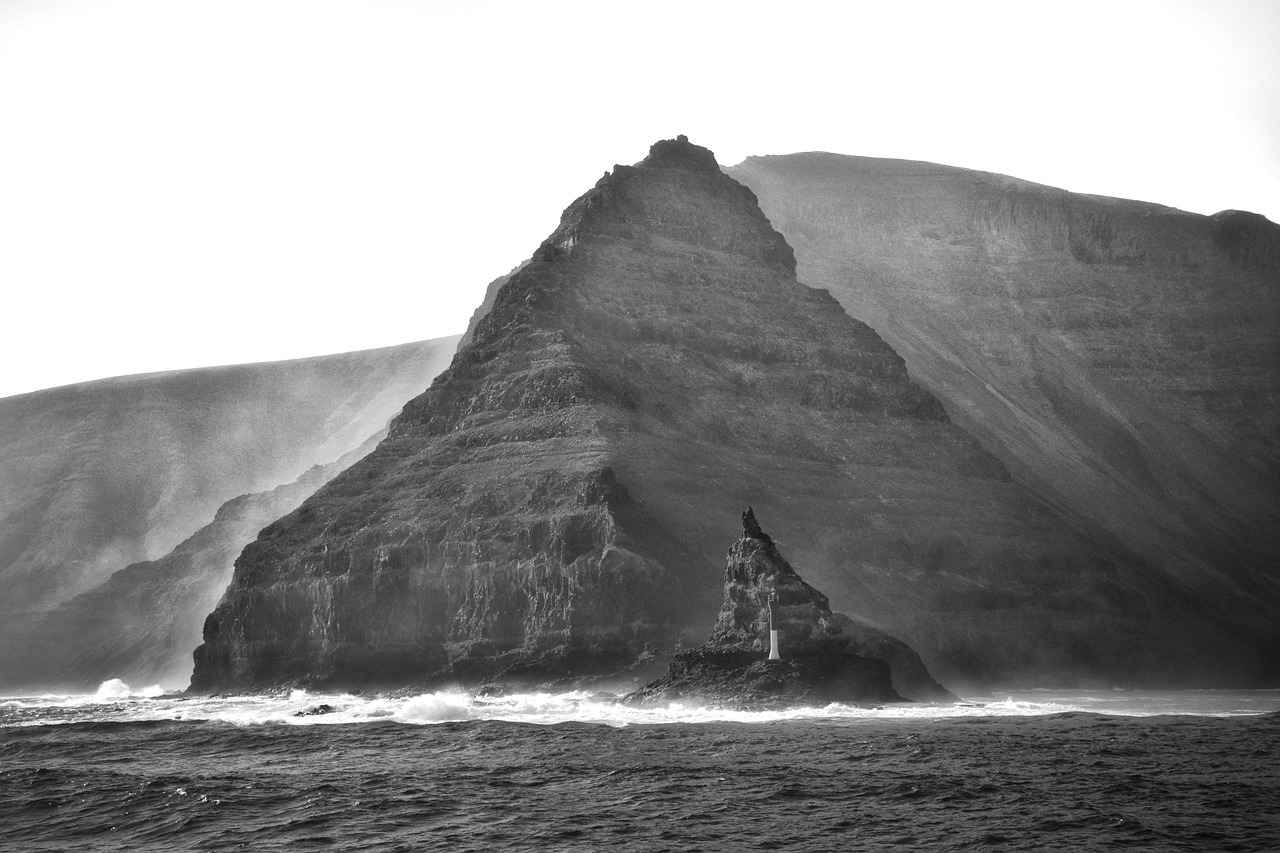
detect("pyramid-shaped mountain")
(191, 137), (1261, 693)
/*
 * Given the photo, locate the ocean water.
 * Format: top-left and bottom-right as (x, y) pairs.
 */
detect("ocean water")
(3, 683), (1278, 852)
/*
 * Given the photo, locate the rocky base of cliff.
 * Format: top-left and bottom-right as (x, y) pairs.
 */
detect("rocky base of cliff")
(625, 646), (900, 708)
(626, 509), (945, 708)
(833, 615), (956, 702)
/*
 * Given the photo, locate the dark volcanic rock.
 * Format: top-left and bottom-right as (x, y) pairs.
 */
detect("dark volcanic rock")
(629, 512), (909, 707)
(191, 136), (1267, 693)
(458, 262), (528, 351)
(636, 650), (894, 708)
(831, 614), (955, 702)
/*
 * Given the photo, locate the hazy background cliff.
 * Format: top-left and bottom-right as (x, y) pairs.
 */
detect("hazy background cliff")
(728, 155), (1280, 662)
(0, 338), (458, 690)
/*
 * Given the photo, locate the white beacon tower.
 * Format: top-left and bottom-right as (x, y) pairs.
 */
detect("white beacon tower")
(767, 590), (781, 660)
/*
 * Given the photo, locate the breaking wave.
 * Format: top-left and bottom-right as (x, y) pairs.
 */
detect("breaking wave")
(2, 681), (1278, 729)
(94, 678), (165, 699)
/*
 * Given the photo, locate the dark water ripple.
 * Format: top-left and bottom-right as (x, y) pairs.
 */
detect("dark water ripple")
(2, 712), (1278, 851)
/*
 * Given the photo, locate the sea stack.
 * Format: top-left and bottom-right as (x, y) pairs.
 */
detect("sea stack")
(628, 509), (910, 707)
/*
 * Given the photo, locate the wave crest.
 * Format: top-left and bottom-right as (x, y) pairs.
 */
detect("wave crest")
(94, 679), (164, 700)
(394, 692), (475, 723)
(4, 688), (1278, 729)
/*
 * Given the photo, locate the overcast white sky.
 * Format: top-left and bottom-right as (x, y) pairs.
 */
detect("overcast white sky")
(1, 0), (1277, 398)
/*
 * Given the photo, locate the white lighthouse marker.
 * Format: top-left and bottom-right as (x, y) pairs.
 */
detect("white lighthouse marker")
(768, 590), (781, 660)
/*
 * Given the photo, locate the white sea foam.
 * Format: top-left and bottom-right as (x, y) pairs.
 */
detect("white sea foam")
(395, 691), (476, 723)
(93, 679), (165, 700)
(2, 686), (1278, 728)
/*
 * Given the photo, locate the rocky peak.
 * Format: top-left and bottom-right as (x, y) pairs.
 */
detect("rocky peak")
(527, 134), (796, 278)
(641, 134), (720, 173)
(712, 510), (848, 654)
(739, 505), (772, 544)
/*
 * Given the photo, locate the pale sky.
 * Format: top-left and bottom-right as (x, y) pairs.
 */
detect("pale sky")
(1, 0), (1277, 398)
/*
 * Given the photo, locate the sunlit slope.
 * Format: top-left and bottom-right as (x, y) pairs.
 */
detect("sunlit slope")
(0, 337), (459, 616)
(0, 434), (379, 692)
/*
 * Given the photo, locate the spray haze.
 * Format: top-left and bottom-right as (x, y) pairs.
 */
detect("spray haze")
(0, 338), (459, 692)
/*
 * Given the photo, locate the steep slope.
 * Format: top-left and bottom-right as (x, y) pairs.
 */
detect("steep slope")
(728, 154), (1280, 674)
(458, 262), (528, 350)
(0, 337), (459, 616)
(192, 137), (1272, 692)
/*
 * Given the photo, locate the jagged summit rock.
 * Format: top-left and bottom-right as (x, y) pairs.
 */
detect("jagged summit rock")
(628, 511), (918, 707)
(712, 510), (843, 655)
(644, 134), (720, 172)
(739, 505), (772, 546)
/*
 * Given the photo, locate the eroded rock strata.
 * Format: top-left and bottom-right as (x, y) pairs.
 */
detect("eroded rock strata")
(629, 510), (928, 707)
(192, 137), (1271, 693)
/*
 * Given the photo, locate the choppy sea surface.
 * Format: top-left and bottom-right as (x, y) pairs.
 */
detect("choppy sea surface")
(3, 682), (1278, 852)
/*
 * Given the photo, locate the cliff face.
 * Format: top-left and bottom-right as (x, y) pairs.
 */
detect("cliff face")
(0, 338), (460, 618)
(629, 509), (906, 707)
(728, 154), (1280, 682)
(458, 262), (528, 351)
(190, 136), (1266, 693)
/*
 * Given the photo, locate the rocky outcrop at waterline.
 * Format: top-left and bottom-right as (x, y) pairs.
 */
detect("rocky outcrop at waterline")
(830, 615), (954, 703)
(628, 510), (951, 707)
(187, 136), (1257, 694)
